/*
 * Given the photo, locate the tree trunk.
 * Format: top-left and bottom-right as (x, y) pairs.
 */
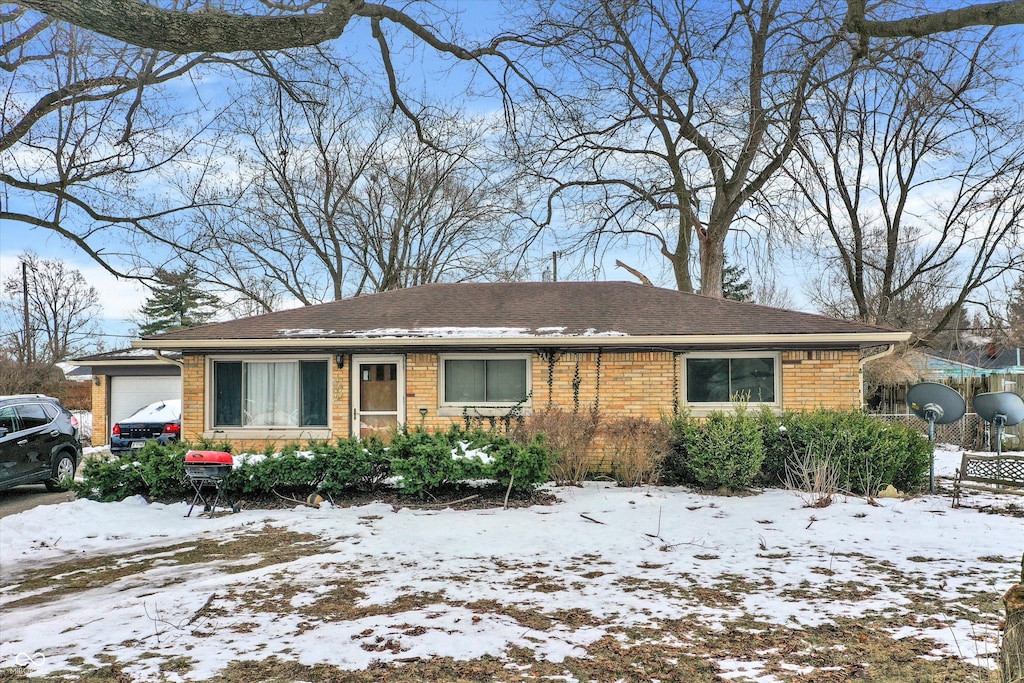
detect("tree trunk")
(698, 228), (725, 299)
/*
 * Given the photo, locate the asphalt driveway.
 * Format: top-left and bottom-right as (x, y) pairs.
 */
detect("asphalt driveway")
(0, 485), (75, 519)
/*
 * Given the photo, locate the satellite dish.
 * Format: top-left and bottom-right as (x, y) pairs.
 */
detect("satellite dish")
(907, 382), (967, 425)
(907, 382), (966, 493)
(973, 391), (1024, 456)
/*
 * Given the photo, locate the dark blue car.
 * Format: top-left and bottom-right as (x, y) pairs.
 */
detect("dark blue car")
(110, 399), (181, 453)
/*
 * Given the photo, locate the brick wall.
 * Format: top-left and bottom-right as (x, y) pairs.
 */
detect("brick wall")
(406, 353), (444, 430)
(332, 356), (351, 439)
(780, 350), (861, 411)
(181, 355), (205, 442)
(177, 348), (863, 454)
(91, 376), (108, 447)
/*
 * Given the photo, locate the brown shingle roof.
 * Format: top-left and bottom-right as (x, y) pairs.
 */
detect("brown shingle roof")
(142, 282), (903, 347)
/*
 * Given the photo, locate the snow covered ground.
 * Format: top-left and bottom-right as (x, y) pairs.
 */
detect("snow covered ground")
(1, 446), (1019, 681)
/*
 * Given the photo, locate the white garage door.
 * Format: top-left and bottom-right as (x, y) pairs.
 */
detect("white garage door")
(110, 376), (182, 425)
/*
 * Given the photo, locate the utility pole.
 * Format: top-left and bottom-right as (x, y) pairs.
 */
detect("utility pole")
(552, 252), (558, 282)
(22, 260), (31, 364)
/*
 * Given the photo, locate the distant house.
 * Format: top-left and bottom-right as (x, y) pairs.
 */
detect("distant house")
(74, 348), (182, 446)
(125, 282), (908, 455)
(919, 346), (1024, 389)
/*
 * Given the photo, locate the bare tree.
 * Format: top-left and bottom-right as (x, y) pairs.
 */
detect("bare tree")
(4, 2), (525, 281)
(186, 74), (527, 308)
(788, 33), (1024, 345)
(506, 0), (850, 297)
(1, 6), (225, 278)
(1, 253), (103, 364)
(844, 0), (1024, 38)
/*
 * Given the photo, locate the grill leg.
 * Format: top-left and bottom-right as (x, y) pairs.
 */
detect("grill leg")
(187, 486), (205, 517)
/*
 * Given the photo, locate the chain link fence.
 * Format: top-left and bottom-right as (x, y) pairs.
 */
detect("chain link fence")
(873, 412), (990, 450)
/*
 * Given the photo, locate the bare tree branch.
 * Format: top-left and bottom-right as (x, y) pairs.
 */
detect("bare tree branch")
(844, 0), (1024, 38)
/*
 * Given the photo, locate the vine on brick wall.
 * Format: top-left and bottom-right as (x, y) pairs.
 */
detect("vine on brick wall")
(672, 351), (682, 414)
(540, 350), (560, 407)
(594, 348), (602, 412)
(461, 396), (530, 433)
(572, 354), (582, 414)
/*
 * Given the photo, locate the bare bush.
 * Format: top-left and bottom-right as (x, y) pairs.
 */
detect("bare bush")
(514, 407), (599, 486)
(784, 443), (843, 508)
(605, 417), (670, 487)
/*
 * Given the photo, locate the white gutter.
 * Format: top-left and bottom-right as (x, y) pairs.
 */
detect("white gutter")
(133, 331), (912, 351)
(153, 349), (184, 368)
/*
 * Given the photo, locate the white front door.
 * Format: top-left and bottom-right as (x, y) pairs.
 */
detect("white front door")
(352, 355), (405, 439)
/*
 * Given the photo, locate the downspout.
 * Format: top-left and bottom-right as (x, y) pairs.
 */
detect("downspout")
(152, 349), (186, 438)
(859, 344), (898, 410)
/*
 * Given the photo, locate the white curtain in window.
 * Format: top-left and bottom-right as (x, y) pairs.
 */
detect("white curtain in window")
(244, 362), (300, 426)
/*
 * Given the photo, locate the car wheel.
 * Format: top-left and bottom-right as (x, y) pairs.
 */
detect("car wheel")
(44, 452), (77, 492)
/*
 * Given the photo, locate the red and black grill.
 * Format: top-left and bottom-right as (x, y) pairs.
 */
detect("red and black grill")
(184, 450), (237, 517)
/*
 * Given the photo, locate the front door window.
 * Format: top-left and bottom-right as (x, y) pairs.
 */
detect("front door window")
(353, 356), (404, 438)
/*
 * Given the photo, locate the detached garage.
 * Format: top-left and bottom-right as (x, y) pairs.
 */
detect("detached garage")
(74, 349), (182, 447)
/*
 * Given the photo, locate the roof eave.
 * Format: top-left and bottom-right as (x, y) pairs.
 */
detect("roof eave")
(133, 331), (911, 352)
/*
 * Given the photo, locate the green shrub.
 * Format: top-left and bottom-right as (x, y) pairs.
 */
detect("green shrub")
(228, 449), (327, 497)
(485, 433), (553, 493)
(661, 411), (698, 485)
(388, 428), (463, 498)
(136, 441), (191, 499)
(73, 426), (558, 504)
(75, 453), (149, 502)
(758, 409), (933, 495)
(318, 438), (392, 494)
(682, 407), (764, 490)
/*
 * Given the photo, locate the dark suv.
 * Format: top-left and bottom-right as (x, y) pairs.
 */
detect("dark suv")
(0, 394), (81, 492)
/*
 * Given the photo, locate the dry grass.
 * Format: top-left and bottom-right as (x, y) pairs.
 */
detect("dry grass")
(1, 514), (1012, 683)
(1, 525), (331, 611)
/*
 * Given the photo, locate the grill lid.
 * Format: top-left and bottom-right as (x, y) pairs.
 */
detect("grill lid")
(185, 450), (234, 465)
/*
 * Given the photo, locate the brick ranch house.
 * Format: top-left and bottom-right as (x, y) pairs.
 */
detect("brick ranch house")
(118, 282), (909, 454)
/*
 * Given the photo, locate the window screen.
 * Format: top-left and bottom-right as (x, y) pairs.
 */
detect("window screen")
(444, 358), (528, 404)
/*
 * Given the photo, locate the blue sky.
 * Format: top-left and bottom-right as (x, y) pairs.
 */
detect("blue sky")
(4, 0), (1019, 351)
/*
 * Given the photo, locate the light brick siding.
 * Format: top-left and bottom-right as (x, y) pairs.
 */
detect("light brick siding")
(181, 355), (206, 443)
(406, 353), (443, 431)
(90, 376), (108, 447)
(332, 357), (350, 439)
(780, 350), (861, 411)
(179, 348), (862, 454)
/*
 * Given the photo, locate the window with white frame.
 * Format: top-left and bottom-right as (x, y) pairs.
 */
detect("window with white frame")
(212, 358), (329, 428)
(440, 354), (530, 407)
(683, 353), (779, 405)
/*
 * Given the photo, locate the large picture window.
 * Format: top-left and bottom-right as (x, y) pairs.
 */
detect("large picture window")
(441, 355), (529, 406)
(213, 359), (328, 427)
(684, 354), (778, 405)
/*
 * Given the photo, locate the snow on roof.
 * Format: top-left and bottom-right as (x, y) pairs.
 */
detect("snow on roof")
(320, 327), (629, 339)
(276, 328), (337, 337)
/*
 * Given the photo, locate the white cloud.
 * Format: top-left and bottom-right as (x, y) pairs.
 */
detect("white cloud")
(0, 252), (148, 333)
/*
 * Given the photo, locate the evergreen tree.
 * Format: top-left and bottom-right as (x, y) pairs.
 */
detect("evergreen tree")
(722, 262), (753, 302)
(138, 267), (220, 336)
